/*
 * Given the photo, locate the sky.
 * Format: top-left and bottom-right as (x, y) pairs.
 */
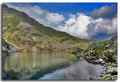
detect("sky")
(33, 3), (116, 15)
(6, 3), (117, 40)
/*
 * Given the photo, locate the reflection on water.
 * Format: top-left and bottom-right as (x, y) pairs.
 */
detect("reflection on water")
(4, 46), (106, 80)
(39, 59), (106, 80)
(4, 47), (73, 75)
(40, 69), (65, 80)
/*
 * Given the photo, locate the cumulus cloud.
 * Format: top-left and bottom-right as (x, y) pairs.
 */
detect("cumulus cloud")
(6, 3), (65, 28)
(94, 18), (117, 34)
(91, 5), (117, 19)
(46, 13), (65, 24)
(87, 17), (117, 39)
(6, 4), (117, 40)
(59, 13), (91, 39)
(58, 13), (117, 39)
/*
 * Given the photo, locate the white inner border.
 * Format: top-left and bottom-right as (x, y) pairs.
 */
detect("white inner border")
(0, 0), (119, 82)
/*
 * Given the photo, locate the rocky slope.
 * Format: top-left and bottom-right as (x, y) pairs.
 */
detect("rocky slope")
(82, 35), (117, 80)
(2, 4), (117, 80)
(2, 4), (89, 80)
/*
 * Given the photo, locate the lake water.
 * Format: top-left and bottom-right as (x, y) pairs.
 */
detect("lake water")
(3, 46), (106, 80)
(39, 59), (106, 80)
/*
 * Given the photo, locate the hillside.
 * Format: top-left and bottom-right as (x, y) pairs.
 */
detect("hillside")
(2, 4), (90, 80)
(2, 4), (117, 80)
(82, 35), (117, 80)
(2, 5), (90, 50)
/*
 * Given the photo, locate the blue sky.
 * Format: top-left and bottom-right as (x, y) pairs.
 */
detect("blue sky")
(12, 3), (117, 17)
(33, 3), (116, 15)
(6, 3), (117, 40)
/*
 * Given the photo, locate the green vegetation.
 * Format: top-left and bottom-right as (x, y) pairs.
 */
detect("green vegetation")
(82, 37), (117, 80)
(2, 5), (89, 80)
(2, 5), (117, 80)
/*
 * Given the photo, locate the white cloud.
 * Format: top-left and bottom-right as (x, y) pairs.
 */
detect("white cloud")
(46, 13), (65, 24)
(6, 4), (117, 40)
(59, 14), (117, 39)
(6, 3), (65, 28)
(59, 13), (91, 39)
(112, 17), (117, 33)
(94, 18), (116, 34)
(30, 6), (45, 15)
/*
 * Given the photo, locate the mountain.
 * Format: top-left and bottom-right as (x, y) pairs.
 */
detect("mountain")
(2, 4), (90, 80)
(2, 4), (117, 80)
(2, 4), (89, 50)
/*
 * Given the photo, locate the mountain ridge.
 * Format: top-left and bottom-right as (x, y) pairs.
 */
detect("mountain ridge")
(2, 4), (90, 80)
(2, 4), (90, 50)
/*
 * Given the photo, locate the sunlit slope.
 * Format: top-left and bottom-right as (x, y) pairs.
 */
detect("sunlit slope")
(3, 5), (89, 50)
(2, 5), (90, 79)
